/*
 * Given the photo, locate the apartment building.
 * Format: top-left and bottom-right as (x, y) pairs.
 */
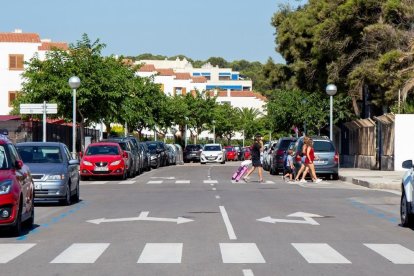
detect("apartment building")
(0, 29), (68, 115)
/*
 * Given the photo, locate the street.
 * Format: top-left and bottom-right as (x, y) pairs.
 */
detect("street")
(1, 162), (413, 276)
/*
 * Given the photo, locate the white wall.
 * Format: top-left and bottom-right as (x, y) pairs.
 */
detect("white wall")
(394, 114), (414, 171)
(0, 42), (40, 115)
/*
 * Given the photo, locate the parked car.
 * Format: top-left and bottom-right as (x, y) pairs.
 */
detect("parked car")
(174, 144), (184, 165)
(16, 142), (80, 205)
(102, 139), (136, 178)
(263, 141), (278, 171)
(224, 146), (238, 161)
(183, 144), (203, 163)
(139, 142), (151, 171)
(291, 136), (339, 179)
(243, 147), (251, 160)
(269, 137), (297, 175)
(80, 142), (128, 180)
(200, 144), (225, 164)
(166, 144), (177, 165)
(145, 141), (168, 168)
(125, 136), (145, 174)
(400, 159), (414, 227)
(234, 146), (243, 161)
(0, 135), (35, 236)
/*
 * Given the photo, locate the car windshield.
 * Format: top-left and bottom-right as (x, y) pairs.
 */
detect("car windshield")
(0, 145), (9, 169)
(146, 144), (157, 151)
(17, 146), (62, 163)
(204, 145), (221, 151)
(86, 145), (119, 156)
(314, 141), (335, 152)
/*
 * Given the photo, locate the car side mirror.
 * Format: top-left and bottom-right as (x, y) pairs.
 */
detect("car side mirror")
(123, 152), (129, 158)
(79, 151), (83, 158)
(402, 160), (413, 169)
(69, 159), (80, 165)
(15, 160), (23, 170)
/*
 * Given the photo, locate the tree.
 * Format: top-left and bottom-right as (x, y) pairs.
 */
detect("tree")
(213, 103), (240, 144)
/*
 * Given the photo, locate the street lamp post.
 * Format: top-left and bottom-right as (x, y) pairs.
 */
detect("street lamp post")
(212, 120), (216, 143)
(184, 116), (188, 147)
(69, 76), (81, 158)
(325, 84), (337, 142)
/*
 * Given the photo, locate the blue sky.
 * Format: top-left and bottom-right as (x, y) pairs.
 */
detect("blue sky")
(1, 0), (306, 63)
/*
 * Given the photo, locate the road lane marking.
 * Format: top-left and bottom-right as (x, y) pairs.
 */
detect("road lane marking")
(364, 244), (414, 264)
(219, 206), (237, 240)
(147, 180), (163, 184)
(220, 243), (265, 263)
(0, 244), (36, 263)
(88, 181), (108, 185)
(175, 180), (190, 184)
(87, 211), (193, 224)
(204, 180), (218, 184)
(138, 243), (182, 263)
(292, 243), (351, 263)
(216, 195), (220, 199)
(119, 180), (136, 184)
(212, 187), (217, 191)
(50, 243), (110, 263)
(243, 269), (255, 276)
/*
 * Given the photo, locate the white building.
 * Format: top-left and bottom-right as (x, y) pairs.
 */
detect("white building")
(0, 29), (68, 115)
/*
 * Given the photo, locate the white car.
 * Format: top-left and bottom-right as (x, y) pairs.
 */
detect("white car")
(200, 144), (225, 164)
(401, 159), (414, 227)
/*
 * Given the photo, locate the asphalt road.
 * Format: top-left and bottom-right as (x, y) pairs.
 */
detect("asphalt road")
(1, 162), (413, 276)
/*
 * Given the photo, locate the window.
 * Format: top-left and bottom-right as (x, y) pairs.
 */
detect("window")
(173, 87), (186, 96)
(8, 91), (17, 107)
(9, 54), (24, 70)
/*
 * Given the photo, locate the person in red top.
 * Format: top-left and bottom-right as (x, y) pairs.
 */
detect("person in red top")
(300, 138), (322, 183)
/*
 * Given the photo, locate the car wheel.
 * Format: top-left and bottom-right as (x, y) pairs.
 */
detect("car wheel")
(26, 197), (35, 229)
(201, 162), (206, 165)
(401, 191), (414, 227)
(72, 180), (80, 203)
(61, 183), (72, 206)
(332, 173), (339, 180)
(80, 176), (88, 181)
(269, 166), (276, 175)
(10, 198), (23, 237)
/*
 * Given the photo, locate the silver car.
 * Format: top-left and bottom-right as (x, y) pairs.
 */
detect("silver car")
(16, 142), (80, 205)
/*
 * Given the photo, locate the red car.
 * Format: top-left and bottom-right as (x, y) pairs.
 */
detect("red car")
(224, 146), (238, 161)
(243, 147), (251, 160)
(80, 142), (128, 180)
(0, 135), (35, 236)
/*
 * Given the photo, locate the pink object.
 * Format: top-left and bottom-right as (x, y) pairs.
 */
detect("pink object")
(232, 165), (248, 182)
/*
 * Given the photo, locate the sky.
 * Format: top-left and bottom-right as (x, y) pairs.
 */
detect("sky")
(1, 0), (306, 64)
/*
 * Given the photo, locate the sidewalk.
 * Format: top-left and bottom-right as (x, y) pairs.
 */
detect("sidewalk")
(339, 168), (403, 192)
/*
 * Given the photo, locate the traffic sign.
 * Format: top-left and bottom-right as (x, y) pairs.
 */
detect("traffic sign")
(20, 103), (57, 114)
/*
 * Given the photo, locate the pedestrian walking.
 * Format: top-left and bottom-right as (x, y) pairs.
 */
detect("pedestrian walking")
(243, 133), (264, 183)
(294, 136), (309, 182)
(283, 149), (295, 182)
(300, 138), (322, 183)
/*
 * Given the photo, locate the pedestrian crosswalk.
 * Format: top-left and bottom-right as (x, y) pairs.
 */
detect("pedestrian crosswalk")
(81, 179), (276, 185)
(2, 242), (414, 265)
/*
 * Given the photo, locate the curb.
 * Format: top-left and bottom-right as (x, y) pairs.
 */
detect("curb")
(339, 175), (401, 192)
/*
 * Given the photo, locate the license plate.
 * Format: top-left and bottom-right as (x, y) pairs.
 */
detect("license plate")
(190, 153), (196, 156)
(94, 166), (108, 171)
(314, 160), (326, 165)
(35, 183), (42, 190)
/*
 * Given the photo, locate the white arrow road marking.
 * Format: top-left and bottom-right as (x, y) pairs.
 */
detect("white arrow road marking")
(257, 212), (322, 225)
(87, 211), (193, 225)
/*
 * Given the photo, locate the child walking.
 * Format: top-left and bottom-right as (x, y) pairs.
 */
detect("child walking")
(283, 149), (295, 182)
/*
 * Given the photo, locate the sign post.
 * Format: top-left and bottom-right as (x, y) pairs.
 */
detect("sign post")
(20, 102), (58, 142)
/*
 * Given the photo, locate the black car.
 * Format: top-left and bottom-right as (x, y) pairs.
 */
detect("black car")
(145, 141), (168, 168)
(139, 142), (151, 171)
(269, 137), (297, 175)
(183, 144), (203, 163)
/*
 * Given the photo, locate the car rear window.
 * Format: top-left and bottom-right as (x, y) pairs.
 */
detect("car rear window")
(86, 145), (119, 156)
(279, 139), (294, 150)
(313, 141), (335, 152)
(186, 145), (201, 151)
(16, 146), (63, 163)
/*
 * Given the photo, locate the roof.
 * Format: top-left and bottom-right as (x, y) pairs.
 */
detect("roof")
(138, 64), (156, 72)
(0, 32), (41, 43)
(0, 115), (21, 121)
(191, 76), (207, 83)
(156, 68), (175, 76)
(174, 73), (191, 80)
(38, 42), (68, 51)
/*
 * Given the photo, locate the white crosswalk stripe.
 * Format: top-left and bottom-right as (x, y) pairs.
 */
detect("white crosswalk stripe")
(292, 243), (351, 264)
(88, 181), (108, 185)
(220, 243), (266, 263)
(0, 243), (36, 263)
(3, 242), (414, 265)
(147, 180), (163, 184)
(50, 243), (110, 263)
(175, 180), (190, 184)
(204, 180), (218, 184)
(138, 243), (183, 263)
(118, 180), (136, 185)
(364, 244), (414, 264)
